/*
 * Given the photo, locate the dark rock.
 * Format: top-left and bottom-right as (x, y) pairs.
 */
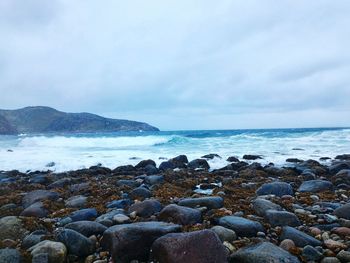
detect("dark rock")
(65, 221), (107, 237)
(229, 242), (300, 263)
(256, 182), (293, 197)
(69, 182), (90, 193)
(29, 175), (49, 184)
(280, 226), (322, 247)
(69, 208), (98, 222)
(135, 159), (156, 169)
(334, 203), (350, 219)
(113, 165), (136, 174)
(65, 195), (87, 208)
(329, 163), (350, 175)
(101, 221), (181, 262)
(158, 204), (202, 225)
(55, 229), (95, 257)
(333, 169), (350, 185)
(298, 180), (334, 193)
(335, 154), (350, 160)
(48, 178), (72, 189)
(227, 156), (239, 162)
(144, 175), (164, 185)
(171, 155), (188, 164)
(22, 190), (59, 208)
(302, 245), (324, 262)
(218, 216), (264, 237)
(188, 159), (210, 170)
(0, 216), (27, 241)
(178, 196), (224, 209)
(264, 210), (300, 227)
(0, 248), (21, 263)
(95, 209), (125, 226)
(252, 198), (282, 217)
(128, 199), (162, 217)
(159, 161), (175, 171)
(286, 158), (303, 163)
(151, 230), (228, 263)
(211, 226), (237, 242)
(28, 240), (67, 263)
(144, 164), (158, 175)
(106, 199), (131, 209)
(20, 202), (48, 218)
(117, 179), (140, 188)
(130, 186), (152, 200)
(243, 155), (262, 160)
(201, 154), (221, 159)
(22, 230), (46, 249)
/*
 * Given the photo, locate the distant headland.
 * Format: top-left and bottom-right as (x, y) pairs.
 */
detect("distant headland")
(0, 106), (159, 134)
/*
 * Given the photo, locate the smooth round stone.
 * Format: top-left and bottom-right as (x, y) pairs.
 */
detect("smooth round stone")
(332, 227), (350, 236)
(113, 214), (131, 224)
(337, 250), (350, 262)
(55, 229), (95, 257)
(0, 216), (27, 241)
(211, 226), (236, 242)
(28, 240), (67, 263)
(279, 239), (296, 252)
(324, 239), (347, 251)
(302, 245), (324, 262)
(65, 195), (87, 208)
(218, 216), (264, 237)
(310, 227), (322, 236)
(321, 257), (341, 263)
(0, 248), (21, 263)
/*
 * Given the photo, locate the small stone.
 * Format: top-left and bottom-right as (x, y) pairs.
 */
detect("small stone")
(324, 239), (347, 251)
(0, 248), (21, 263)
(28, 240), (67, 263)
(332, 227), (350, 236)
(321, 257), (341, 263)
(337, 250), (350, 262)
(310, 227), (322, 236)
(302, 245), (324, 261)
(210, 226), (237, 242)
(113, 214), (131, 224)
(279, 239), (296, 252)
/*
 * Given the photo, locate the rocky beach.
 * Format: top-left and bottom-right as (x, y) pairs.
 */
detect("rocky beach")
(1, 153), (350, 263)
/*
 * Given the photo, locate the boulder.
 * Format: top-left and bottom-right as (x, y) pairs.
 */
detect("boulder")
(188, 159), (210, 170)
(298, 180), (334, 193)
(334, 203), (350, 219)
(69, 208), (98, 222)
(55, 229), (95, 257)
(128, 199), (162, 217)
(95, 209), (125, 226)
(65, 195), (87, 208)
(227, 156), (239, 162)
(28, 240), (67, 263)
(159, 161), (175, 171)
(22, 190), (59, 208)
(264, 210), (300, 227)
(178, 196), (224, 209)
(256, 182), (293, 197)
(0, 248), (21, 263)
(302, 245), (324, 261)
(144, 164), (159, 175)
(280, 226), (321, 247)
(65, 221), (107, 237)
(243, 155), (262, 160)
(0, 216), (27, 241)
(135, 159), (156, 169)
(144, 175), (164, 185)
(20, 201), (48, 218)
(101, 221), (181, 262)
(129, 186), (152, 200)
(151, 230), (228, 263)
(211, 226), (237, 242)
(116, 179), (140, 188)
(252, 198), (282, 217)
(201, 154), (221, 159)
(158, 204), (202, 225)
(106, 199), (131, 209)
(218, 216), (264, 237)
(22, 230), (47, 249)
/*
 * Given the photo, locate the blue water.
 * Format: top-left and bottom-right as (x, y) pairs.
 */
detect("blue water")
(0, 127), (349, 172)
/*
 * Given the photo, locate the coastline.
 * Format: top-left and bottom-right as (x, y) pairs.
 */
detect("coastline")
(1, 153), (350, 262)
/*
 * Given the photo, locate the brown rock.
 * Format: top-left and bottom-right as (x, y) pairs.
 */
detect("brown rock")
(279, 239), (296, 252)
(324, 239), (347, 251)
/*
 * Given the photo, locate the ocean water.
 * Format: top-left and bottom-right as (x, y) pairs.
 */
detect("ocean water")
(0, 127), (349, 172)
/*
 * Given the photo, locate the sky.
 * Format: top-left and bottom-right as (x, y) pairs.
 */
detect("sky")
(0, 0), (349, 130)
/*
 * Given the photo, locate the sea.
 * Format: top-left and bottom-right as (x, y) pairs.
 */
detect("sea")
(0, 127), (349, 172)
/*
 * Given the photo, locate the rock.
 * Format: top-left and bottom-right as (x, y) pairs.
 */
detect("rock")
(116, 179), (140, 188)
(22, 230), (46, 249)
(22, 190), (59, 208)
(129, 186), (152, 200)
(144, 164), (158, 175)
(302, 245), (324, 262)
(252, 198), (282, 217)
(280, 226), (322, 247)
(243, 154), (262, 160)
(69, 182), (90, 193)
(48, 178), (72, 189)
(135, 159), (156, 169)
(256, 182), (294, 197)
(321, 257), (341, 263)
(113, 165), (136, 174)
(69, 208), (98, 222)
(329, 163), (350, 175)
(334, 203), (350, 219)
(335, 154), (350, 160)
(337, 250), (350, 263)
(65, 221), (107, 237)
(158, 204), (202, 225)
(201, 154), (221, 159)
(279, 239), (296, 252)
(332, 227), (350, 236)
(65, 195), (87, 208)
(144, 175), (164, 185)
(151, 230), (228, 263)
(333, 169), (350, 185)
(95, 209), (124, 226)
(101, 221), (181, 262)
(55, 229), (95, 257)
(264, 210), (301, 227)
(229, 242), (300, 263)
(0, 248), (21, 263)
(211, 226), (237, 242)
(159, 161), (175, 171)
(20, 201), (48, 218)
(178, 196), (224, 209)
(324, 239), (347, 251)
(227, 156), (239, 162)
(113, 214), (131, 224)
(218, 216), (264, 237)
(298, 180), (334, 193)
(0, 216), (27, 241)
(286, 158), (303, 163)
(106, 199), (131, 209)
(188, 159), (210, 170)
(128, 199), (162, 217)
(28, 240), (67, 263)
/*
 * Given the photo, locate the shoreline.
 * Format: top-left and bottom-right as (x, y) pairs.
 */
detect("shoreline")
(1, 153), (350, 262)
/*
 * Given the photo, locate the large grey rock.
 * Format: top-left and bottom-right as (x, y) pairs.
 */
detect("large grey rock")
(280, 226), (321, 247)
(144, 175), (164, 185)
(298, 180), (334, 193)
(158, 204), (202, 225)
(22, 230), (47, 249)
(252, 198), (282, 217)
(264, 210), (300, 227)
(151, 230), (228, 263)
(302, 245), (324, 262)
(334, 203), (350, 219)
(188, 159), (210, 170)
(20, 201), (48, 218)
(22, 190), (59, 208)
(129, 186), (152, 200)
(0, 248), (21, 263)
(28, 240), (67, 263)
(211, 226), (237, 242)
(65, 195), (87, 208)
(218, 216), (264, 237)
(0, 216), (27, 241)
(69, 208), (98, 222)
(128, 199), (162, 217)
(256, 182), (293, 197)
(64, 221), (107, 237)
(101, 221), (181, 262)
(178, 196), (224, 209)
(229, 242), (300, 263)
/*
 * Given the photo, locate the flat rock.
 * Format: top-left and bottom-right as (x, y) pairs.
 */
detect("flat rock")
(252, 198), (282, 217)
(101, 221), (181, 262)
(298, 180), (334, 193)
(218, 216), (264, 237)
(28, 240), (67, 263)
(22, 190), (59, 208)
(151, 229), (228, 263)
(158, 204), (202, 225)
(256, 182), (293, 197)
(65, 221), (107, 237)
(128, 199), (162, 217)
(229, 242), (300, 263)
(264, 210), (300, 227)
(280, 226), (321, 247)
(334, 203), (350, 219)
(178, 196), (224, 209)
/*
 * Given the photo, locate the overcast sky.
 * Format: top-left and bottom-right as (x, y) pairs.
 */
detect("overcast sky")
(0, 0), (349, 130)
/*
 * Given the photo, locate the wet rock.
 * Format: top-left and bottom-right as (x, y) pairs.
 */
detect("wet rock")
(321, 257), (341, 263)
(28, 240), (67, 263)
(95, 209), (125, 226)
(229, 242), (300, 263)
(218, 216), (264, 237)
(128, 199), (162, 217)
(243, 154), (262, 160)
(116, 179), (140, 188)
(69, 208), (98, 222)
(22, 190), (59, 208)
(159, 161), (175, 171)
(69, 182), (90, 193)
(65, 221), (107, 237)
(280, 226), (322, 247)
(329, 163), (350, 175)
(130, 186), (152, 200)
(65, 195), (87, 208)
(21, 201), (48, 218)
(298, 180), (334, 193)
(178, 196), (224, 209)
(337, 250), (350, 262)
(113, 214), (131, 224)
(144, 164), (158, 175)
(334, 203), (350, 220)
(335, 154), (350, 161)
(0, 216), (27, 241)
(227, 156), (239, 162)
(252, 198), (282, 217)
(48, 178), (72, 189)
(0, 248), (21, 263)
(333, 169), (350, 185)
(256, 182), (294, 197)
(211, 225), (237, 242)
(113, 164), (136, 174)
(302, 245), (324, 262)
(144, 175), (164, 185)
(158, 204), (202, 225)
(332, 227), (350, 236)
(188, 159), (210, 170)
(22, 230), (47, 249)
(264, 210), (301, 227)
(101, 221), (181, 262)
(151, 230), (228, 263)
(135, 159), (156, 169)
(55, 229), (95, 257)
(286, 158), (303, 163)
(106, 199), (131, 209)
(201, 153), (221, 159)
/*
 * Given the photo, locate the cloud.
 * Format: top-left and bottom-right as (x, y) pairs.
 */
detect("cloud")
(0, 0), (349, 129)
